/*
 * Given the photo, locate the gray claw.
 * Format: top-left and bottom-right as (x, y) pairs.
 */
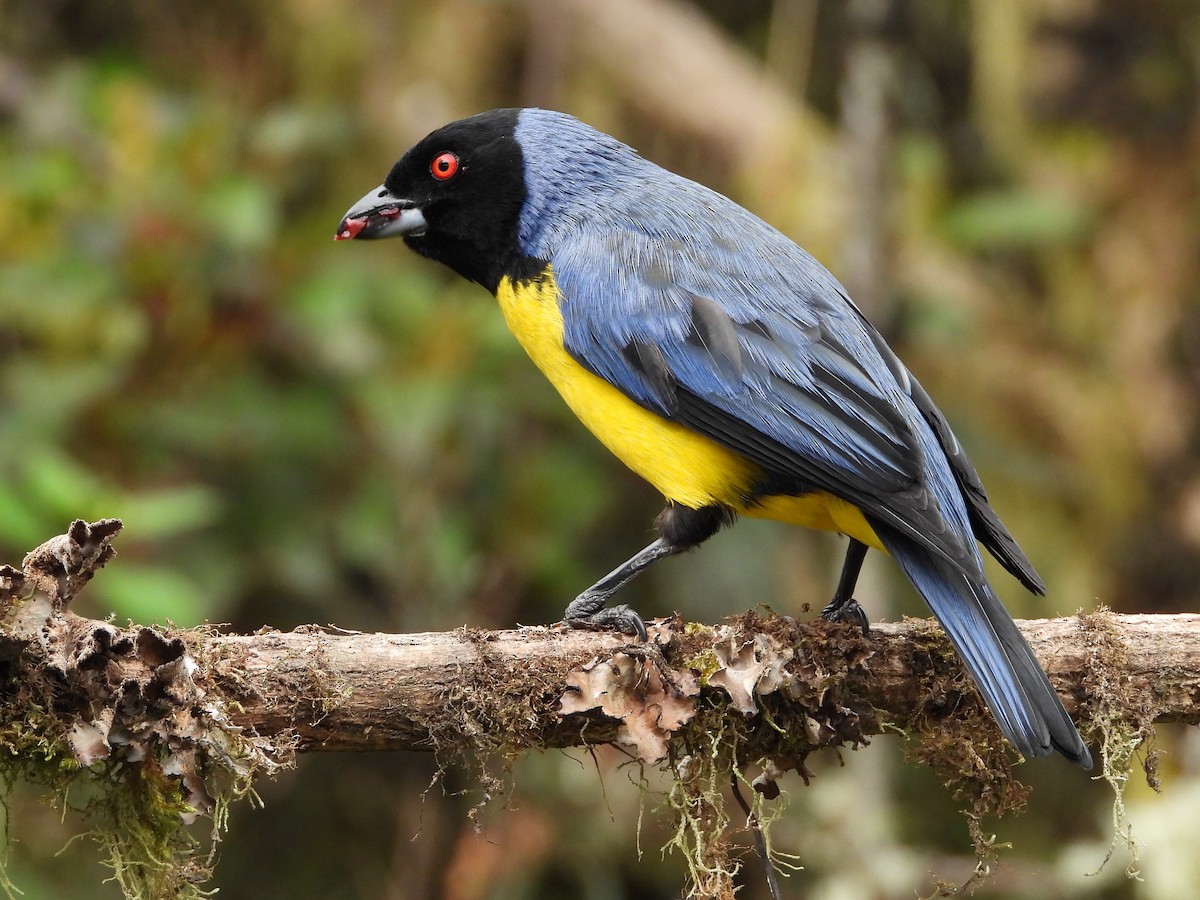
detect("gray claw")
(821, 597), (870, 635)
(564, 600), (648, 641)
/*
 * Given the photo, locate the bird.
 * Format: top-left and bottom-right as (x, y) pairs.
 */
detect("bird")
(335, 108), (1091, 768)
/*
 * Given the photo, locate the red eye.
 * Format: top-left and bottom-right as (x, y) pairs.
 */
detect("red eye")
(430, 151), (459, 181)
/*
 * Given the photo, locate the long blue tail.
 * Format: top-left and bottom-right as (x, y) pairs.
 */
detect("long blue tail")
(877, 527), (1091, 767)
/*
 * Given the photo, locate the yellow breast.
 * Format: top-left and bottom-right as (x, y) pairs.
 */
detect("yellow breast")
(494, 271), (883, 550)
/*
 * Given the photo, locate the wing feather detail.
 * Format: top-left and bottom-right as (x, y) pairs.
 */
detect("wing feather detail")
(551, 223), (976, 571)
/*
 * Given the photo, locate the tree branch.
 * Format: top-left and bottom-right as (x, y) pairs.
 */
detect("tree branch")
(193, 612), (1193, 752)
(2, 521), (1193, 770)
(2, 521), (1188, 898)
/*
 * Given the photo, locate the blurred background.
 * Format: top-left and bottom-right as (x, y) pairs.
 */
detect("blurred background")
(2, 0), (1199, 897)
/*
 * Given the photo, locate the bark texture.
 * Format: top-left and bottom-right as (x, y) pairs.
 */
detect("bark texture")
(202, 612), (1197, 751)
(1, 521), (1194, 768)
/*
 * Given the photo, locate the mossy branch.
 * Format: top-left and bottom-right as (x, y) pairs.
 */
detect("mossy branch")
(2, 519), (1195, 774)
(0, 520), (1189, 898)
(192, 611), (1194, 750)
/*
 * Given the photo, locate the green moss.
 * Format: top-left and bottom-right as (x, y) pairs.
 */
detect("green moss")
(683, 648), (722, 683)
(1075, 608), (1160, 879)
(93, 763), (213, 899)
(663, 702), (746, 900)
(0, 635), (271, 900)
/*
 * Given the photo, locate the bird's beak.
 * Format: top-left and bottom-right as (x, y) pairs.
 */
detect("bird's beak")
(334, 185), (428, 241)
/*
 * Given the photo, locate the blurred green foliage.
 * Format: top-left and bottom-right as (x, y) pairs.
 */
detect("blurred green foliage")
(3, 1), (1200, 898)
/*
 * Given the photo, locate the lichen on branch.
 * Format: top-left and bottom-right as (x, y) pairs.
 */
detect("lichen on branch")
(0, 520), (285, 899)
(1, 520), (1188, 899)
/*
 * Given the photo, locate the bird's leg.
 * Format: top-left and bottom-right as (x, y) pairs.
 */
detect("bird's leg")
(563, 538), (678, 640)
(564, 503), (735, 640)
(820, 538), (870, 634)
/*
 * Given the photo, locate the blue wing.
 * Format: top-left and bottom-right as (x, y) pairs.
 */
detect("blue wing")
(550, 198), (974, 573)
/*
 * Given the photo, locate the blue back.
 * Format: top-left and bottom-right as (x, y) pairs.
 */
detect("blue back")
(514, 108), (973, 570)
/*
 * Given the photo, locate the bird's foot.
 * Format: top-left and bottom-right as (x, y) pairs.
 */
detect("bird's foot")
(820, 597), (870, 635)
(564, 593), (648, 641)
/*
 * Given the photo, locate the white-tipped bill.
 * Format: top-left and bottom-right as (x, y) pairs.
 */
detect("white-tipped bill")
(335, 186), (427, 240)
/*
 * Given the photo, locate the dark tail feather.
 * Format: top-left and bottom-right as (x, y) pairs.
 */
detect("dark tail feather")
(903, 373), (1047, 595)
(878, 528), (1091, 768)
